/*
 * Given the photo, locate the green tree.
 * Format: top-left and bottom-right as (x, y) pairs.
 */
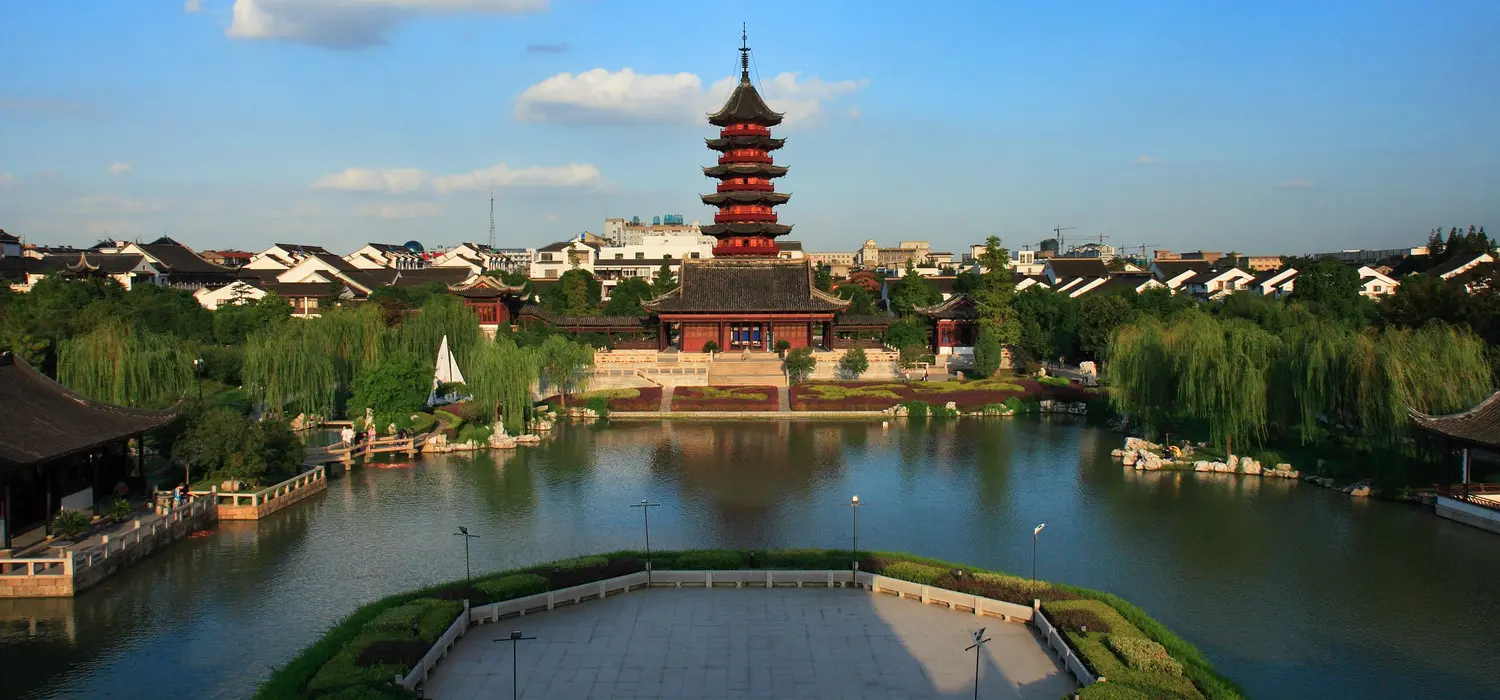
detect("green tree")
(395, 295), (482, 369)
(814, 265), (834, 292)
(122, 284), (213, 343)
(650, 263), (677, 296)
(889, 260), (940, 317)
(835, 284), (875, 315)
(59, 320), (194, 407)
(347, 352), (429, 427)
(603, 277), (653, 316)
(173, 408), (302, 486)
(782, 346), (816, 383)
(883, 318), (928, 351)
(537, 335), (594, 408)
(542, 269), (601, 315)
(213, 294), (293, 345)
(837, 347), (869, 379)
(953, 270), (983, 294)
(973, 324), (1006, 377)
(1293, 258), (1369, 326)
(1077, 294), (1135, 360)
(971, 237), (1022, 369)
(467, 336), (537, 431)
(1013, 287), (1079, 363)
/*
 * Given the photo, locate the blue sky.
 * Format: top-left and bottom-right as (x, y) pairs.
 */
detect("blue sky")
(1, 0), (1497, 256)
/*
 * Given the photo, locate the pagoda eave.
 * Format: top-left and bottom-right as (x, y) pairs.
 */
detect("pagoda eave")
(703, 163), (789, 178)
(705, 136), (785, 152)
(699, 191), (791, 206)
(700, 222), (793, 237)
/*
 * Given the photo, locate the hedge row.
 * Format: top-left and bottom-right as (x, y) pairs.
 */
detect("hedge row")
(257, 549), (1241, 699)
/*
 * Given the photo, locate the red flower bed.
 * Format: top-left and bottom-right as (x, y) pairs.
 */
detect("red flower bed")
(609, 386), (662, 411)
(670, 385), (780, 412)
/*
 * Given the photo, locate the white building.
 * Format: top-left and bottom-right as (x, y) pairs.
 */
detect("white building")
(1314, 247), (1429, 265)
(1356, 265), (1400, 298)
(346, 243), (426, 270)
(603, 216), (708, 246)
(431, 243), (531, 275)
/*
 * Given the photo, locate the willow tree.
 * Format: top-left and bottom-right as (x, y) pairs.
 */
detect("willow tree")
(59, 321), (193, 407)
(537, 335), (594, 408)
(1106, 317), (1176, 437)
(1171, 314), (1278, 456)
(1356, 324), (1491, 445)
(467, 336), (537, 431)
(242, 323), (338, 418)
(315, 304), (387, 390)
(395, 295), (482, 369)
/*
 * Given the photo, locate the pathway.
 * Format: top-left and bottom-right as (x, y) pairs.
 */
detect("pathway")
(659, 386), (674, 413)
(425, 587), (1074, 699)
(778, 386), (790, 413)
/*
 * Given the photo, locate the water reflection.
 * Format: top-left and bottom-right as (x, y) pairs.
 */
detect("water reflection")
(1, 419), (1497, 700)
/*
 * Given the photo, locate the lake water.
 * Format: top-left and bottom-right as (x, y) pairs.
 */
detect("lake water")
(3, 418), (1498, 699)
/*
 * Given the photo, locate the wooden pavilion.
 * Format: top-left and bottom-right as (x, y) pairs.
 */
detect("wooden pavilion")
(0, 353), (179, 547)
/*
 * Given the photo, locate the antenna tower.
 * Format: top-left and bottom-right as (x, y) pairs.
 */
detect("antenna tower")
(487, 187), (496, 249)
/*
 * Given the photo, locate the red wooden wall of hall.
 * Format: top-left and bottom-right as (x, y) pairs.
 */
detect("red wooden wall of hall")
(773, 322), (810, 349)
(681, 323), (720, 352)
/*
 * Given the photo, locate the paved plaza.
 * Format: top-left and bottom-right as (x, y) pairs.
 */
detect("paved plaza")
(425, 587), (1078, 699)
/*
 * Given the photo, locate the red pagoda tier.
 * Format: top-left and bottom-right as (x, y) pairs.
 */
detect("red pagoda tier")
(700, 34), (791, 257)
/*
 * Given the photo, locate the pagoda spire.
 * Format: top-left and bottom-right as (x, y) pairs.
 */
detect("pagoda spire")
(701, 29), (790, 257)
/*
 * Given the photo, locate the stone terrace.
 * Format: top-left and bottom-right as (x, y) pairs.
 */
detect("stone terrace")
(426, 587), (1076, 699)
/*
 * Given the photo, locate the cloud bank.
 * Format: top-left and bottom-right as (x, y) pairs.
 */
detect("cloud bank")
(225, 0), (548, 49)
(312, 163), (601, 194)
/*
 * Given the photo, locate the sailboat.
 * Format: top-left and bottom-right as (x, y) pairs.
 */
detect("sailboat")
(427, 335), (468, 407)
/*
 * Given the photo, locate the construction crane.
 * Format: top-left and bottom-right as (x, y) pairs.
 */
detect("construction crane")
(1052, 225), (1076, 251)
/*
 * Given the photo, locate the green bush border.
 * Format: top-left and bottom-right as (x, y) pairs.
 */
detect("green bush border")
(257, 549), (1243, 700)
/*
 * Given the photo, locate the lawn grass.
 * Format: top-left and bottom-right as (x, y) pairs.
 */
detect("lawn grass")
(791, 375), (1091, 411)
(670, 385), (779, 411)
(259, 549), (1240, 700)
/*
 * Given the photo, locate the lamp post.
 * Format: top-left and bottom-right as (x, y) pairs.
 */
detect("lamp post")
(494, 630), (537, 700)
(192, 356), (204, 401)
(966, 627), (992, 700)
(453, 526), (479, 581)
(844, 495), (862, 585)
(631, 499), (659, 584)
(1031, 523), (1046, 581)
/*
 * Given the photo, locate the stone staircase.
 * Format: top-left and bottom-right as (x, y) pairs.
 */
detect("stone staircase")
(708, 352), (787, 387)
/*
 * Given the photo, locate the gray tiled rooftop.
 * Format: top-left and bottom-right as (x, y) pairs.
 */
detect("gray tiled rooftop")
(425, 587), (1077, 699)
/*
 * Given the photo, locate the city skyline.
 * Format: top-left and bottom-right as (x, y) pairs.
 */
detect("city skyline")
(1, 0), (1497, 254)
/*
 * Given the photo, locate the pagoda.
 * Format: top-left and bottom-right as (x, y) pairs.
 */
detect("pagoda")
(645, 30), (848, 353)
(699, 31), (792, 257)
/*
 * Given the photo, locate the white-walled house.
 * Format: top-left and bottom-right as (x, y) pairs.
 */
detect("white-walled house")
(1179, 267), (1256, 299)
(346, 243), (425, 270)
(530, 239), (599, 280)
(1149, 259), (1214, 289)
(1355, 266), (1400, 298)
(1248, 268), (1297, 297)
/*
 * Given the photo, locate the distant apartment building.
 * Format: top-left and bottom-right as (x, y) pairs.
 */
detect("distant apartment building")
(856, 239), (932, 269)
(1236, 255), (1283, 271)
(1314, 247), (1429, 265)
(603, 215), (709, 246)
(807, 251), (857, 267)
(430, 243), (531, 274)
(345, 242), (426, 270)
(1154, 249), (1224, 263)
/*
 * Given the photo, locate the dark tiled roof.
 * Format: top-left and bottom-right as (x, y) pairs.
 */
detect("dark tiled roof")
(705, 135), (785, 151)
(914, 294), (979, 320)
(274, 243), (334, 256)
(136, 243), (233, 275)
(65, 252), (147, 274)
(1046, 258), (1110, 279)
(449, 275), (524, 299)
(707, 76), (784, 127)
(1087, 274), (1157, 295)
(1429, 253), (1493, 279)
(1152, 259), (1214, 279)
(1446, 262), (1496, 288)
(1411, 392), (1500, 448)
(700, 191), (790, 206)
(778, 240), (804, 252)
(0, 256), (43, 281)
(702, 163), (788, 179)
(834, 313), (897, 327)
(518, 305), (648, 328)
(392, 267), (471, 287)
(700, 222), (793, 236)
(0, 352), (180, 469)
(645, 258), (849, 313)
(0, 229), (18, 243)
(260, 281), (344, 298)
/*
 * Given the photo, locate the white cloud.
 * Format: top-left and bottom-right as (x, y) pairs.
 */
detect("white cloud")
(313, 167), (427, 193)
(311, 162), (601, 194)
(0, 173), (16, 186)
(430, 163), (600, 192)
(75, 194), (168, 215)
(226, 0), (548, 49)
(1277, 179), (1312, 188)
(356, 202), (446, 219)
(184, 0), (202, 12)
(515, 69), (867, 128)
(108, 161), (133, 176)
(1136, 155), (1157, 165)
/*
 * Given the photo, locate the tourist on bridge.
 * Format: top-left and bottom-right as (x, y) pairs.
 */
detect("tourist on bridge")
(340, 425), (355, 447)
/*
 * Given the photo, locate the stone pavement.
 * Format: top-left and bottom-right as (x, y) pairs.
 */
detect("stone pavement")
(425, 587), (1076, 699)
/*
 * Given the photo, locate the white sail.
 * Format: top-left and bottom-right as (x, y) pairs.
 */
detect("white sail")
(428, 335), (467, 406)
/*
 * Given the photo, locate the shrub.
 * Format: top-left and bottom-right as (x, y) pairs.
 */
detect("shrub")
(760, 548), (846, 569)
(1046, 606), (1113, 634)
(782, 347), (816, 383)
(928, 402), (959, 418)
(51, 510), (90, 539)
(104, 497), (133, 521)
(1107, 635), (1185, 676)
(1077, 684), (1159, 700)
(774, 339), (791, 357)
(672, 550), (747, 569)
(455, 424), (491, 445)
(837, 348), (870, 379)
(432, 409), (462, 429)
(315, 683), (420, 700)
(408, 412), (436, 433)
(474, 573), (549, 601)
(899, 400), (929, 417)
(363, 599), (460, 637)
(1038, 375), (1071, 387)
(881, 560), (944, 585)
(548, 556), (610, 571)
(702, 340), (720, 353)
(1004, 396), (1027, 414)
(585, 396), (610, 418)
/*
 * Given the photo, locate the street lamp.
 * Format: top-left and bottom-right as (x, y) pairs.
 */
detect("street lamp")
(453, 526), (479, 581)
(631, 499), (659, 584)
(192, 356), (204, 401)
(966, 627), (992, 700)
(1032, 523), (1046, 581)
(494, 630), (537, 700)
(844, 495), (863, 586)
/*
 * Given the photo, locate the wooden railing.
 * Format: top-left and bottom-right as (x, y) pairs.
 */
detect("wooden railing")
(215, 465), (326, 508)
(1437, 483), (1500, 512)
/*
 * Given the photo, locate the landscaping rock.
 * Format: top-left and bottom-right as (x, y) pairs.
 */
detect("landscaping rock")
(535, 419), (554, 432)
(1123, 451), (1138, 466)
(1344, 479), (1374, 497)
(1140, 453), (1163, 470)
(1110, 449), (1125, 458)
(1124, 437), (1160, 453)
(1240, 458), (1262, 476)
(290, 413), (308, 431)
(488, 432), (517, 449)
(1210, 461), (1232, 473)
(1194, 460), (1211, 472)
(1227, 455), (1240, 472)
(944, 401), (958, 412)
